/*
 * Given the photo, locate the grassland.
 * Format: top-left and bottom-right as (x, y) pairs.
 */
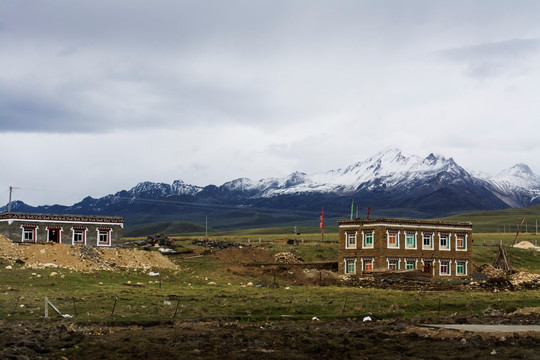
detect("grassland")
(1, 231), (539, 324)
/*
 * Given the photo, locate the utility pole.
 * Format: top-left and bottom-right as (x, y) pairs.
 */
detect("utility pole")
(7, 186), (18, 214)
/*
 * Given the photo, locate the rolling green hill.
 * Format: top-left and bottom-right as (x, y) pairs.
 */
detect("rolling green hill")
(124, 204), (540, 237)
(441, 204), (540, 233)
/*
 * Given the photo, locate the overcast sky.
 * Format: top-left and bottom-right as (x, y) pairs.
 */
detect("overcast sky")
(1, 0), (539, 206)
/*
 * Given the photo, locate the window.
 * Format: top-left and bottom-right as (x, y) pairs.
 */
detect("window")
(362, 230), (374, 248)
(387, 258), (399, 270)
(422, 232), (433, 249)
(344, 258), (357, 274)
(405, 232), (416, 249)
(22, 227), (35, 242)
(439, 260), (450, 276)
(74, 231), (83, 242)
(405, 259), (416, 270)
(362, 258), (374, 271)
(387, 231), (399, 248)
(345, 232), (357, 249)
(439, 233), (450, 250)
(456, 234), (466, 250)
(72, 228), (86, 245)
(456, 261), (467, 276)
(97, 229), (111, 246)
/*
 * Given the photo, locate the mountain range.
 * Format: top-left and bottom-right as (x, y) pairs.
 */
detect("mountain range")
(3, 148), (540, 232)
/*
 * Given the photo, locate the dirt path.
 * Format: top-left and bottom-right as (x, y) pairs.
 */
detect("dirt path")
(426, 324), (540, 332)
(1, 319), (539, 360)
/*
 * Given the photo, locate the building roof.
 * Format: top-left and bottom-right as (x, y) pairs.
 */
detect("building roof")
(338, 217), (472, 230)
(0, 212), (124, 224)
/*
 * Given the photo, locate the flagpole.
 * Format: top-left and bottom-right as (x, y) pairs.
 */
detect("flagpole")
(320, 206), (324, 243)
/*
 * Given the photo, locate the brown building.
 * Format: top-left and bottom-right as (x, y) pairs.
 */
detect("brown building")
(0, 212), (124, 247)
(338, 218), (472, 278)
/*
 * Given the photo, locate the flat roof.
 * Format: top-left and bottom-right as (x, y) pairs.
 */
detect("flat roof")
(0, 212), (124, 224)
(338, 217), (472, 229)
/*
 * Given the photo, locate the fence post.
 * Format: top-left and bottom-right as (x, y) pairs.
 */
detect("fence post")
(111, 296), (118, 316)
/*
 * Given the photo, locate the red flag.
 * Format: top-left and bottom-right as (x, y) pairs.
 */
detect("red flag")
(319, 206), (324, 235)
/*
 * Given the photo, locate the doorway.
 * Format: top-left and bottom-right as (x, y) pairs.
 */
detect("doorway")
(48, 228), (60, 243)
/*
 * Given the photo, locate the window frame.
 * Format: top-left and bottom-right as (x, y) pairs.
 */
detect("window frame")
(345, 231), (357, 249)
(405, 258), (417, 270)
(438, 232), (450, 251)
(386, 258), (399, 270)
(97, 228), (112, 247)
(455, 233), (467, 251)
(422, 231), (433, 250)
(344, 258), (357, 275)
(22, 226), (37, 243)
(386, 230), (399, 249)
(405, 231), (417, 250)
(362, 230), (374, 249)
(362, 258), (374, 272)
(72, 227), (87, 245)
(439, 259), (451, 276)
(455, 260), (468, 276)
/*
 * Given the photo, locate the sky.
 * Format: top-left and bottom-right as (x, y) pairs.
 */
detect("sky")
(1, 0), (539, 206)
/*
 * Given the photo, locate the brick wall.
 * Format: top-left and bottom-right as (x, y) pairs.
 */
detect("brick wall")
(338, 218), (472, 278)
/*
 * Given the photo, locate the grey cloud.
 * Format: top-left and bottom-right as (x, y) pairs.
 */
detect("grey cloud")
(431, 38), (540, 79)
(437, 38), (539, 61)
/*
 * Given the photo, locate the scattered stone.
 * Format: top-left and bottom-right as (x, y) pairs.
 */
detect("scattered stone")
(274, 252), (303, 263)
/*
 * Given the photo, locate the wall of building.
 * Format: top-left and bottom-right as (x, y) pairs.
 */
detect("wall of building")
(0, 213), (124, 247)
(338, 218), (472, 278)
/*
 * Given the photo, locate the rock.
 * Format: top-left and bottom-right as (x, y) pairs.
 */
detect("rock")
(459, 338), (467, 345)
(490, 350), (497, 355)
(5, 265), (12, 270)
(50, 272), (58, 277)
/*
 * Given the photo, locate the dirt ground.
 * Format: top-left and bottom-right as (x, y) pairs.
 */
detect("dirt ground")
(1, 316), (539, 360)
(212, 246), (275, 263)
(0, 235), (177, 272)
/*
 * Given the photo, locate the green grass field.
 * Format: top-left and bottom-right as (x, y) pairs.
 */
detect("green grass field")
(1, 231), (539, 323)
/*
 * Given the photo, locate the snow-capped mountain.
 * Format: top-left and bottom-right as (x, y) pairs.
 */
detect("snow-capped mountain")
(475, 163), (540, 207)
(3, 148), (539, 229)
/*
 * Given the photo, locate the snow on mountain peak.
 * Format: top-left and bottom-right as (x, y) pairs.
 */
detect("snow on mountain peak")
(222, 178), (255, 191)
(503, 163), (536, 180)
(114, 149), (539, 208)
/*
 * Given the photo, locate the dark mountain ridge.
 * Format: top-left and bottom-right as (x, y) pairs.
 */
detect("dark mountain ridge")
(3, 149), (539, 230)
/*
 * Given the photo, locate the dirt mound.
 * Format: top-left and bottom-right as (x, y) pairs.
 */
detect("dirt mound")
(274, 251), (303, 263)
(514, 241), (540, 250)
(510, 271), (540, 286)
(212, 247), (274, 263)
(509, 307), (540, 316)
(477, 264), (506, 279)
(0, 235), (177, 272)
(0, 234), (25, 260)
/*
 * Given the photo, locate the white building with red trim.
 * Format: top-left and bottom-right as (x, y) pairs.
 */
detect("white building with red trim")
(0, 213), (124, 247)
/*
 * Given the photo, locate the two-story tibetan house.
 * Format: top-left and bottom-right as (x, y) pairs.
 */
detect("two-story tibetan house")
(0, 212), (124, 247)
(338, 218), (472, 278)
